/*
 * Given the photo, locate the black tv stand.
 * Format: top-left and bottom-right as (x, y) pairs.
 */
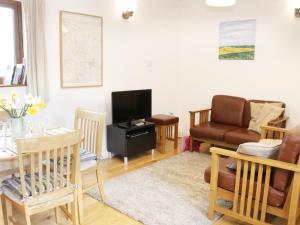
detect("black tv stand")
(107, 122), (156, 164)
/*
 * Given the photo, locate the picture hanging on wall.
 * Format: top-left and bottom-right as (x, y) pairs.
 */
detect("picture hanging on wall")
(219, 19), (256, 60)
(60, 11), (103, 88)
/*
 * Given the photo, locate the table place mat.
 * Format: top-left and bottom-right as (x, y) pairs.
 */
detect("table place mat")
(44, 127), (73, 136)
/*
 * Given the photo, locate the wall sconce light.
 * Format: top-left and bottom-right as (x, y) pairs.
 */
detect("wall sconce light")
(122, 11), (134, 19)
(296, 8), (300, 17)
(119, 0), (136, 20)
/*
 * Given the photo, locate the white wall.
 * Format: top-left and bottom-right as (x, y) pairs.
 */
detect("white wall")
(176, 0), (300, 134)
(44, 0), (180, 157)
(4, 0), (299, 155)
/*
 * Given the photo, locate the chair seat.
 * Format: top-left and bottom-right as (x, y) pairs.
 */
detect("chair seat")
(80, 149), (97, 162)
(190, 122), (238, 141)
(50, 148), (97, 171)
(204, 157), (286, 207)
(1, 172), (66, 204)
(147, 114), (179, 125)
(224, 128), (260, 145)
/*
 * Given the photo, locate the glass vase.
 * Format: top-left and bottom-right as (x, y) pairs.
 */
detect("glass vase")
(11, 117), (26, 138)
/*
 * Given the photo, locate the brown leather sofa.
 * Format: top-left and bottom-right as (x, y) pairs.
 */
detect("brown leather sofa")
(204, 125), (300, 225)
(189, 95), (287, 149)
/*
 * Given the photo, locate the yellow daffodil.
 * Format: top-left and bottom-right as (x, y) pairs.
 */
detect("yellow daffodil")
(11, 92), (18, 101)
(36, 102), (47, 109)
(27, 106), (37, 116)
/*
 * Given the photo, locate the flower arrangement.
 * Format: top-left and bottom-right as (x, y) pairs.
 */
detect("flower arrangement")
(0, 92), (46, 118)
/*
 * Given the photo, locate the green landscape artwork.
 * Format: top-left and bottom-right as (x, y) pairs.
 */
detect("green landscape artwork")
(219, 19), (256, 60)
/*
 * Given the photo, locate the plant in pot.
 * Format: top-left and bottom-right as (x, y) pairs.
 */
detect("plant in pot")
(0, 92), (46, 138)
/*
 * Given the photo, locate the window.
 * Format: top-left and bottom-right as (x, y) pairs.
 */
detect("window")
(0, 0), (24, 86)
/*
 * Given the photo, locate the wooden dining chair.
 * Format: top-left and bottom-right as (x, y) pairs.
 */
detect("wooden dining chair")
(0, 111), (9, 120)
(1, 131), (82, 225)
(74, 108), (106, 223)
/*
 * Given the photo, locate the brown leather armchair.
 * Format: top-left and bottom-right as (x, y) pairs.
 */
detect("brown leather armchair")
(205, 125), (300, 225)
(190, 95), (288, 150)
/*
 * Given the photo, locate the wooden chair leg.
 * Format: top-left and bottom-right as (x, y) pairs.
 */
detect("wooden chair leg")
(174, 123), (178, 151)
(54, 207), (59, 224)
(71, 191), (79, 225)
(208, 152), (220, 220)
(0, 196), (4, 225)
(160, 126), (167, 153)
(77, 177), (84, 225)
(189, 137), (193, 151)
(156, 126), (161, 151)
(288, 172), (300, 225)
(96, 163), (106, 202)
(24, 207), (31, 225)
(5, 199), (12, 225)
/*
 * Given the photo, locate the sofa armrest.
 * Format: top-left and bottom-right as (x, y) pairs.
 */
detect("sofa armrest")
(210, 147), (300, 172)
(268, 116), (289, 128)
(260, 126), (288, 140)
(189, 108), (211, 128)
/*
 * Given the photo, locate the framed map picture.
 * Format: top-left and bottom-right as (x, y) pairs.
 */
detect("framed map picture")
(60, 11), (103, 88)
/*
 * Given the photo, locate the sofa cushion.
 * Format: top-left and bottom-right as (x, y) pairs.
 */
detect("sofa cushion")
(224, 128), (260, 145)
(190, 122), (237, 141)
(243, 100), (286, 127)
(211, 95), (246, 127)
(226, 139), (282, 170)
(204, 157), (286, 207)
(273, 125), (300, 192)
(147, 114), (179, 126)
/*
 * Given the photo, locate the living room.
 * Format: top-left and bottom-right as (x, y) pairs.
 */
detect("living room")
(0, 0), (300, 224)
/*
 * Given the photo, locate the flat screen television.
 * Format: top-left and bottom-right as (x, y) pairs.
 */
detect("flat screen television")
(112, 89), (152, 124)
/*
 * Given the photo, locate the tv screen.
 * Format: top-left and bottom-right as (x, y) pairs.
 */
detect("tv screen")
(112, 89), (152, 124)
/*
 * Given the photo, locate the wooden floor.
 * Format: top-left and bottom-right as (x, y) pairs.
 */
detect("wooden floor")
(11, 140), (297, 225)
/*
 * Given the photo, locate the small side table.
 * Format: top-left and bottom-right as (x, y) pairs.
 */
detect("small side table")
(147, 114), (179, 153)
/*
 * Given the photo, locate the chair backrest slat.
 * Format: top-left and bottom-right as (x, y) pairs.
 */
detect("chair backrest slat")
(53, 148), (58, 191)
(16, 131), (81, 201)
(66, 146), (71, 186)
(38, 151), (43, 195)
(46, 149), (50, 193)
(74, 108), (106, 157)
(60, 147), (65, 188)
(30, 153), (36, 197)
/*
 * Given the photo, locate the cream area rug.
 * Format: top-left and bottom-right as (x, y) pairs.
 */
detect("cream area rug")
(89, 152), (220, 225)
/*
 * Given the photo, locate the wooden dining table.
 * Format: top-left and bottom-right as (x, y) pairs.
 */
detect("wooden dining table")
(0, 127), (74, 175)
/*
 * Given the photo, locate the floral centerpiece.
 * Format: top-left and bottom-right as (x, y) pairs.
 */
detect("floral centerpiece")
(0, 92), (46, 137)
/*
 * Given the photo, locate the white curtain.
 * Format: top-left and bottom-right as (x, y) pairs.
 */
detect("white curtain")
(23, 0), (49, 102)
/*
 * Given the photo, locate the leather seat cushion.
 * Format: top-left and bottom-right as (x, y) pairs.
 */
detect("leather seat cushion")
(224, 128), (260, 145)
(204, 158), (286, 207)
(211, 95), (246, 127)
(147, 114), (179, 125)
(190, 122), (238, 141)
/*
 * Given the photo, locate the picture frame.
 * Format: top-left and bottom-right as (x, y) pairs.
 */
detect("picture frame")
(60, 11), (103, 88)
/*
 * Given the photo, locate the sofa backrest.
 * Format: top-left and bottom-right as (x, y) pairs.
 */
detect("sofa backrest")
(243, 100), (286, 127)
(211, 95), (246, 127)
(272, 125), (300, 192)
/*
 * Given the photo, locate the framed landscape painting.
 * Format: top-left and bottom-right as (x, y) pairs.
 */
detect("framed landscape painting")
(60, 11), (103, 88)
(219, 19), (256, 60)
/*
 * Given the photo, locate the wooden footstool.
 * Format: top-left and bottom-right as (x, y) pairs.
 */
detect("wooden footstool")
(147, 114), (179, 153)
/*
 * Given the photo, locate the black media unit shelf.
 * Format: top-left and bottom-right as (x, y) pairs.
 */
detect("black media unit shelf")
(107, 122), (156, 164)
